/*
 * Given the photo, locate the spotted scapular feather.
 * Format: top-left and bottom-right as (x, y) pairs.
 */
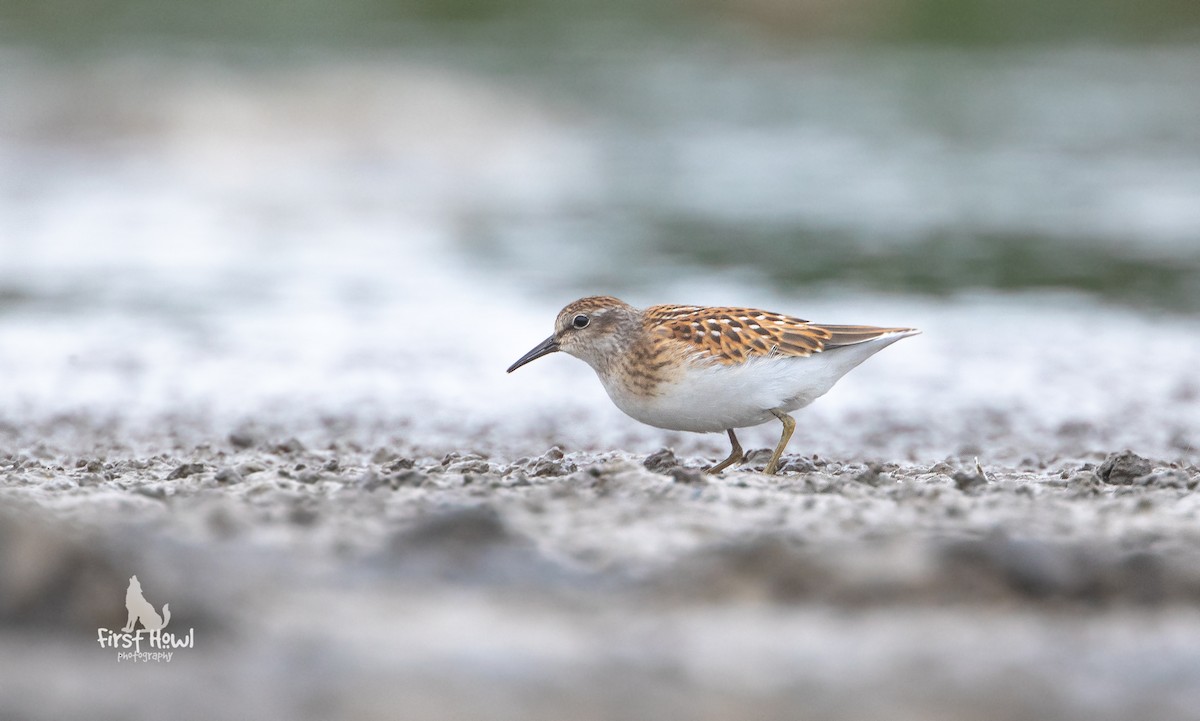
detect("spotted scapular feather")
(643, 305), (915, 366)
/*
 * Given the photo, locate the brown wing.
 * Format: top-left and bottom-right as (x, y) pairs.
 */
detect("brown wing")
(645, 305), (913, 366)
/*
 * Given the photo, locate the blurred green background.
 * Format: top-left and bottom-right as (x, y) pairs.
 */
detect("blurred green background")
(5, 0), (1200, 46)
(3, 0), (1199, 310)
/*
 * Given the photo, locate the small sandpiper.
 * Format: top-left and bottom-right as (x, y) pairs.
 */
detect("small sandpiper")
(507, 296), (918, 474)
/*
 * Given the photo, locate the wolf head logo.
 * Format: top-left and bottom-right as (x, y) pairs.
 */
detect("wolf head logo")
(121, 575), (170, 632)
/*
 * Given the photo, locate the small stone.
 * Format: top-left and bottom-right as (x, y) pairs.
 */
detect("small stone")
(236, 461), (267, 476)
(441, 451), (486, 467)
(643, 448), (679, 473)
(854, 462), (885, 486)
(166, 463), (205, 480)
(389, 469), (428, 488)
(529, 448), (574, 477)
(1066, 471), (1101, 497)
(214, 467), (243, 484)
(272, 438), (306, 455)
(743, 449), (773, 467)
(952, 469), (987, 492)
(1097, 451), (1153, 485)
(781, 456), (818, 473)
(228, 430), (256, 449)
(447, 460), (491, 474)
(1135, 469), (1192, 489)
(668, 467), (704, 484)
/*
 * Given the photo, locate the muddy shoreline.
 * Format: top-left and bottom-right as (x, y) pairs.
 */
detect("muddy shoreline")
(2, 415), (1199, 720)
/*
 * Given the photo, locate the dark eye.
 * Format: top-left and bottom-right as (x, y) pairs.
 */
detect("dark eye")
(572, 314), (590, 329)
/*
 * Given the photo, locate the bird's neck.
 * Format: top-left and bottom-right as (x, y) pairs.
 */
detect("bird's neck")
(594, 323), (671, 399)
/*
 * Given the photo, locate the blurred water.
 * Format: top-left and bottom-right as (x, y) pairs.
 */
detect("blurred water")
(460, 44), (1200, 302)
(1, 43), (1198, 458)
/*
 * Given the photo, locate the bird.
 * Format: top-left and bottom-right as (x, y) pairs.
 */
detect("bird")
(507, 296), (918, 474)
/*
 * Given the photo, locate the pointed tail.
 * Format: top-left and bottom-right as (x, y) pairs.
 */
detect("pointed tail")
(819, 325), (920, 349)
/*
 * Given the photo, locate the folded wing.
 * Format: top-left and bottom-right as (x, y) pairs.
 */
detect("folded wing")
(646, 305), (916, 365)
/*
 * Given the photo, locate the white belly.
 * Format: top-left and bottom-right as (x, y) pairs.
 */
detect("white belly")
(597, 334), (911, 434)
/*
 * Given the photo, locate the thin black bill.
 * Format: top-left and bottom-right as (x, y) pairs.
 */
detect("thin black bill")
(506, 335), (559, 373)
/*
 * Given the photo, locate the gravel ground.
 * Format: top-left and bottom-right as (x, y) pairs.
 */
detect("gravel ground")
(3, 416), (1199, 721)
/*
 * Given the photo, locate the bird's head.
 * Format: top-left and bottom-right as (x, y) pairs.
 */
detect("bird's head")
(506, 296), (639, 374)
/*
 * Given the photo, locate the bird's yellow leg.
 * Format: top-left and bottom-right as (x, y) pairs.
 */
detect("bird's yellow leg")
(763, 410), (796, 475)
(706, 429), (744, 474)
